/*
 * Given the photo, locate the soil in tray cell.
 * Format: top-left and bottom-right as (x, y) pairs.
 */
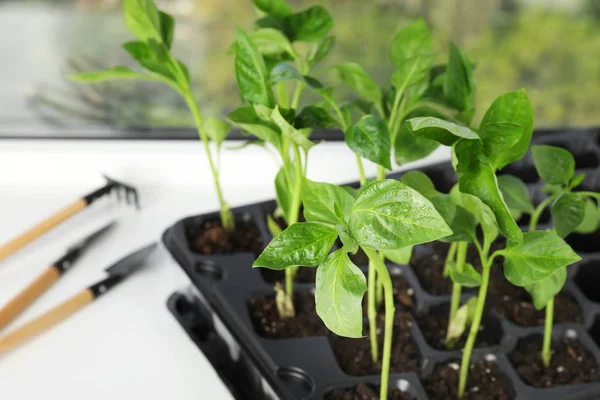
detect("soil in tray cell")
(416, 304), (502, 351)
(186, 218), (263, 255)
(510, 336), (600, 388)
(325, 382), (410, 400)
(423, 360), (514, 400)
(260, 267), (317, 284)
(328, 312), (420, 376)
(247, 292), (328, 338)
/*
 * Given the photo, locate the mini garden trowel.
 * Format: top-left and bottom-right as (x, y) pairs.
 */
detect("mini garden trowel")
(0, 242), (157, 355)
(0, 175), (139, 262)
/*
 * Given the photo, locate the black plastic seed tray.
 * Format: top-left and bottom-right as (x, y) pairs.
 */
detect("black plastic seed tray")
(163, 127), (600, 399)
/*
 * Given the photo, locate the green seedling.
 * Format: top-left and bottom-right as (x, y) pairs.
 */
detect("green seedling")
(498, 144), (598, 367)
(254, 178), (451, 400)
(407, 89), (580, 398)
(227, 0), (336, 317)
(69, 0), (235, 231)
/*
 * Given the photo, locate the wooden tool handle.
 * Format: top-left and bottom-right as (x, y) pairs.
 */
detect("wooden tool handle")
(0, 267), (61, 331)
(0, 289), (94, 355)
(0, 199), (87, 262)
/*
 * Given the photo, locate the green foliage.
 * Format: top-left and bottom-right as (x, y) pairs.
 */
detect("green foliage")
(345, 115), (391, 169)
(389, 19), (432, 67)
(405, 117), (479, 146)
(336, 63), (382, 106)
(525, 267), (568, 310)
(446, 297), (478, 347)
(252, 0), (292, 18)
(448, 262), (481, 288)
(315, 249), (366, 337)
(301, 178), (353, 225)
(497, 175), (534, 220)
(395, 107), (442, 165)
(532, 145), (575, 186)
(443, 43), (475, 112)
(284, 6), (334, 42)
(551, 193), (586, 238)
(306, 36), (335, 70)
(234, 29), (275, 107)
(502, 231), (581, 287)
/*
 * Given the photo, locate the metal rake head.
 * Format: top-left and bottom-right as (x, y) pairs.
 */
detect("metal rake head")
(83, 175), (140, 209)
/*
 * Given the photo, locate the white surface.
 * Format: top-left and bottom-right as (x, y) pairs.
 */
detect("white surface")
(0, 139), (450, 399)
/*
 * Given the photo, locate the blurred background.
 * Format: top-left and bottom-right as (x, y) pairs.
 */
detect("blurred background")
(2, 0), (599, 138)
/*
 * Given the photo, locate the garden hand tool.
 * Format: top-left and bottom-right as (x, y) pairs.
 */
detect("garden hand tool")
(0, 221), (115, 331)
(0, 175), (139, 262)
(0, 242), (157, 355)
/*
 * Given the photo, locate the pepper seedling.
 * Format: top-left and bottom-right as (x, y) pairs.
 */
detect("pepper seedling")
(498, 144), (598, 367)
(406, 89), (581, 398)
(254, 178), (452, 400)
(227, 0), (336, 317)
(68, 0), (235, 231)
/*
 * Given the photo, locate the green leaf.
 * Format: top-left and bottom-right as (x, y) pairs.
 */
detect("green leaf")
(250, 28), (295, 57)
(448, 261), (481, 287)
(306, 36), (335, 69)
(349, 179), (452, 250)
(406, 117), (479, 146)
(345, 115), (391, 170)
(390, 19), (432, 67)
(253, 222), (338, 270)
(391, 54), (435, 92)
(446, 297), (477, 345)
(490, 90), (534, 170)
(123, 0), (161, 42)
(252, 0), (292, 18)
(275, 168), (293, 224)
(382, 245), (413, 265)
(498, 175), (534, 219)
(399, 171), (440, 200)
(122, 41), (153, 61)
(525, 267), (568, 310)
(532, 145), (575, 186)
(395, 107), (442, 165)
(315, 249), (366, 338)
(271, 106), (316, 151)
(301, 178), (354, 226)
(226, 139), (266, 150)
(570, 173), (586, 190)
(227, 106), (281, 149)
(575, 199), (600, 234)
(431, 195), (477, 243)
(551, 192), (586, 238)
(159, 11), (175, 48)
(336, 63), (382, 105)
(450, 186), (499, 253)
(284, 6), (333, 42)
(204, 117), (231, 149)
(479, 91), (534, 168)
(443, 42), (475, 112)
(69, 67), (150, 82)
(269, 62), (303, 83)
(234, 28), (274, 107)
(455, 140), (522, 243)
(503, 231), (581, 287)
(295, 105), (340, 129)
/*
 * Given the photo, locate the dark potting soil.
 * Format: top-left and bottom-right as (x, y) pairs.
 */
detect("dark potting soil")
(259, 267), (317, 284)
(423, 360), (514, 400)
(416, 305), (501, 351)
(325, 383), (410, 400)
(488, 268), (583, 327)
(328, 312), (420, 376)
(247, 292), (327, 338)
(186, 219), (263, 255)
(510, 337), (600, 388)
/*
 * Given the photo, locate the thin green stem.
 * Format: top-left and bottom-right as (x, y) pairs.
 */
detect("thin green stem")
(529, 195), (557, 232)
(368, 260), (379, 363)
(458, 254), (496, 398)
(388, 89), (403, 135)
(290, 82), (304, 110)
(449, 242), (468, 323)
(364, 248), (395, 400)
(542, 297), (554, 367)
(443, 242), (458, 277)
(356, 155), (367, 186)
(277, 82), (290, 108)
(578, 191), (600, 200)
(183, 92), (234, 230)
(377, 165), (386, 181)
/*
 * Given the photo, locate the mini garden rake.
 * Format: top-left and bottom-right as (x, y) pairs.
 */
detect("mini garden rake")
(0, 175), (139, 262)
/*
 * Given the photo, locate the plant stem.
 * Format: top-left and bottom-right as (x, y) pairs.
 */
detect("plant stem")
(291, 81), (304, 110)
(542, 297), (554, 367)
(368, 260), (379, 363)
(183, 91), (234, 230)
(356, 155), (367, 186)
(373, 165), (387, 306)
(364, 248), (395, 400)
(458, 255), (493, 398)
(529, 195), (556, 232)
(447, 242), (468, 348)
(277, 82), (290, 108)
(443, 242), (458, 277)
